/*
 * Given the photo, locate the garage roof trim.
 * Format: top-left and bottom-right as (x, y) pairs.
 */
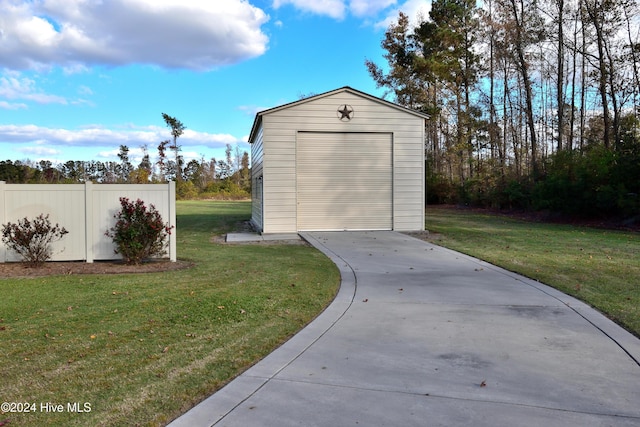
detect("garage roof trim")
(248, 86), (429, 143)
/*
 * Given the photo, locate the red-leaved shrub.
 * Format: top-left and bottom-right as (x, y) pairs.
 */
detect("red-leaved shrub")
(1, 214), (69, 266)
(105, 197), (173, 265)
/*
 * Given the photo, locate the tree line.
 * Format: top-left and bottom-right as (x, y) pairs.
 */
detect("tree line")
(367, 0), (639, 219)
(0, 144), (250, 199)
(0, 114), (251, 199)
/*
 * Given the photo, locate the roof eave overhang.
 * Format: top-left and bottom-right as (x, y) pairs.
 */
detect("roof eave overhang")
(248, 86), (430, 144)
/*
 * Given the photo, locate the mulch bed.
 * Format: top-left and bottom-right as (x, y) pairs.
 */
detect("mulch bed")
(0, 259), (193, 278)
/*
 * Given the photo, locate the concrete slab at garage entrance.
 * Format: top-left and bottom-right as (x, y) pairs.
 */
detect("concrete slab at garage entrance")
(169, 231), (640, 427)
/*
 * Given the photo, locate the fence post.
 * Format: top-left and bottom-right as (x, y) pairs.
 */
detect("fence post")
(0, 181), (5, 263)
(168, 181), (177, 262)
(85, 181), (94, 263)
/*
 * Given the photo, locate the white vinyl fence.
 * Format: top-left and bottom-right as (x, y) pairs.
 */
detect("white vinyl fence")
(0, 181), (176, 263)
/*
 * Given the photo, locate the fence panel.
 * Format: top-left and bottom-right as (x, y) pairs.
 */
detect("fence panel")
(0, 181), (176, 263)
(89, 183), (176, 261)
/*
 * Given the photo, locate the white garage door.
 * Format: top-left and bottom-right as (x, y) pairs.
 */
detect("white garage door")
(296, 132), (392, 231)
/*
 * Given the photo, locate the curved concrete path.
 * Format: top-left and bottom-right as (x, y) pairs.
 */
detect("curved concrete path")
(169, 231), (640, 427)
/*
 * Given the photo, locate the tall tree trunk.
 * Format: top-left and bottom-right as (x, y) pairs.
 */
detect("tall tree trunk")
(623, 1), (640, 112)
(584, 0), (611, 148)
(556, 0), (565, 151)
(486, 0), (498, 163)
(569, 5), (580, 151)
(509, 0), (539, 177)
(503, 57), (511, 176)
(604, 38), (621, 148)
(580, 0), (587, 152)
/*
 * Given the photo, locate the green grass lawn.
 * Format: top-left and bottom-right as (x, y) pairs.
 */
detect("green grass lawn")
(0, 200), (340, 427)
(426, 206), (640, 337)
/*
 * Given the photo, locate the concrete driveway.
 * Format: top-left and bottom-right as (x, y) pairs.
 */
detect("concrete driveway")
(169, 231), (640, 427)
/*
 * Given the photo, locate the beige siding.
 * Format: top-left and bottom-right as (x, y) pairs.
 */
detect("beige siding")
(393, 120), (425, 231)
(253, 88), (425, 233)
(261, 118), (296, 233)
(250, 124), (264, 231)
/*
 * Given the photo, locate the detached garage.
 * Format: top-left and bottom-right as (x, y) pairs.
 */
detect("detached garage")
(248, 86), (427, 234)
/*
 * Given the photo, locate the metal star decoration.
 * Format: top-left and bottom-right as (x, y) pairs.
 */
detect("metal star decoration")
(337, 104), (354, 121)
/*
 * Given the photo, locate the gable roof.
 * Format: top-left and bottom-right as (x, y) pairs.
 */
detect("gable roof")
(248, 86), (429, 143)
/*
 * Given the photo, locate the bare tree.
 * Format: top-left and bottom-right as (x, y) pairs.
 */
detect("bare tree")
(162, 113), (186, 181)
(156, 140), (169, 182)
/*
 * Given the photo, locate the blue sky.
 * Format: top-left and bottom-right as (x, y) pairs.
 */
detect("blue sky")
(0, 0), (430, 166)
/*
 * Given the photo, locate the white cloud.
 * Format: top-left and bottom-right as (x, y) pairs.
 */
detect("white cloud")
(271, 0), (426, 27)
(77, 85), (93, 96)
(0, 124), (245, 150)
(374, 0), (431, 30)
(0, 73), (68, 104)
(183, 130), (243, 146)
(237, 104), (271, 116)
(17, 145), (61, 157)
(273, 0), (346, 20)
(0, 0), (270, 71)
(349, 0), (397, 17)
(96, 148), (124, 159)
(97, 146), (152, 163)
(0, 100), (28, 110)
(63, 63), (90, 75)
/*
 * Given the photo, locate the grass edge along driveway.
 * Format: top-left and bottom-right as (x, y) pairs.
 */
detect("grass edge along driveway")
(425, 206), (640, 338)
(0, 200), (340, 427)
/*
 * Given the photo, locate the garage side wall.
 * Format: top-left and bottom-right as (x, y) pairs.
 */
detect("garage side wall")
(393, 115), (425, 231)
(261, 91), (424, 233)
(250, 123), (264, 232)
